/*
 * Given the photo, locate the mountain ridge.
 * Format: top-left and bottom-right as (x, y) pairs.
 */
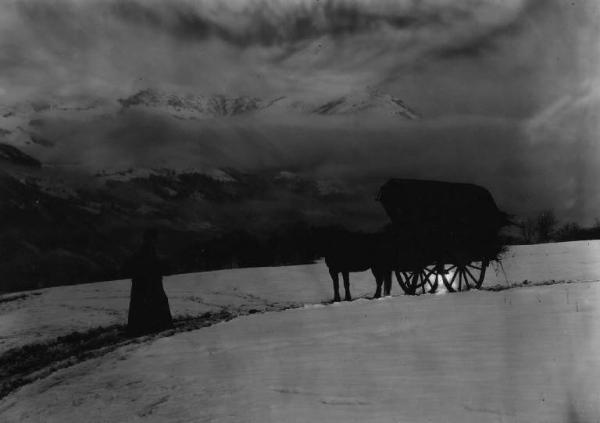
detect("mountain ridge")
(116, 88), (420, 120)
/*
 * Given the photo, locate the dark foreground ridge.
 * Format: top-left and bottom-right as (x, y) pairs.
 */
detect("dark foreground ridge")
(481, 278), (593, 292)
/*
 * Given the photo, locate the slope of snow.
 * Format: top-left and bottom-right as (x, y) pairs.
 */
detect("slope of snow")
(93, 167), (236, 183)
(1, 278), (599, 422)
(118, 89), (264, 118)
(1, 240), (600, 353)
(113, 88), (420, 120)
(311, 89), (420, 120)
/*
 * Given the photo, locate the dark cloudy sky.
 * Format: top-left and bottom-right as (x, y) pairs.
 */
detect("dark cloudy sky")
(1, 0), (599, 223)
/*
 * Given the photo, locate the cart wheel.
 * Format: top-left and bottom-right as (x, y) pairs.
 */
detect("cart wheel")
(394, 270), (415, 295)
(395, 266), (438, 295)
(395, 270), (420, 295)
(442, 260), (488, 292)
(420, 265), (441, 294)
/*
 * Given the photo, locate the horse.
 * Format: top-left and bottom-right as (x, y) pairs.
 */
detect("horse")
(314, 226), (398, 302)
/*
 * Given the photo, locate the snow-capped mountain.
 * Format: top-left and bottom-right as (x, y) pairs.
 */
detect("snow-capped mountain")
(311, 89), (420, 119)
(118, 89), (265, 118)
(0, 89), (419, 150)
(0, 98), (115, 149)
(115, 88), (419, 120)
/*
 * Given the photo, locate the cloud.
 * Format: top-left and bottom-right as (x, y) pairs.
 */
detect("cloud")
(2, 0), (593, 116)
(0, 0), (541, 101)
(21, 106), (597, 223)
(524, 81), (600, 222)
(1, 0), (599, 224)
(12, 0), (527, 48)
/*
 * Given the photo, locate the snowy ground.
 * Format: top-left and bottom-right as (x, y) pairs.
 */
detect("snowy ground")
(2, 241), (600, 352)
(2, 279), (600, 422)
(1, 241), (600, 422)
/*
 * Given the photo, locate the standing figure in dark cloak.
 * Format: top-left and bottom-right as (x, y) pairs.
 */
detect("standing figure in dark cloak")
(124, 228), (173, 336)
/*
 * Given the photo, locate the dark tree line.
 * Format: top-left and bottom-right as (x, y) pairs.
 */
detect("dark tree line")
(517, 209), (600, 244)
(0, 220), (323, 293)
(171, 222), (320, 273)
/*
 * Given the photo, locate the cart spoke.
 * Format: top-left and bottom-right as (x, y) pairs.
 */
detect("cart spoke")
(429, 274), (439, 293)
(475, 260), (488, 288)
(424, 267), (437, 278)
(431, 274), (439, 292)
(426, 274), (436, 288)
(423, 267), (437, 285)
(449, 269), (458, 285)
(461, 269), (472, 290)
(464, 266), (478, 286)
(394, 270), (409, 293)
(441, 264), (460, 293)
(411, 272), (420, 288)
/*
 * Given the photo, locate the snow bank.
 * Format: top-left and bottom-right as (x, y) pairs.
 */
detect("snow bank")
(1, 282), (599, 422)
(1, 241), (600, 352)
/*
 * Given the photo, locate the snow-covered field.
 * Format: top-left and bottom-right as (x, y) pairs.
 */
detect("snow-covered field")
(2, 241), (600, 352)
(1, 241), (600, 422)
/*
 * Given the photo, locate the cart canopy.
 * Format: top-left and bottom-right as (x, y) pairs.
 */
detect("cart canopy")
(377, 178), (509, 243)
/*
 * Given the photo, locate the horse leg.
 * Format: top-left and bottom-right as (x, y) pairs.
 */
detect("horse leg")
(329, 269), (341, 302)
(343, 271), (352, 301)
(384, 270), (392, 296)
(372, 268), (382, 299)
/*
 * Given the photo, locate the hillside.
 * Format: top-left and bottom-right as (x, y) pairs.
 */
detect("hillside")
(0, 157), (387, 292)
(0, 241), (599, 422)
(0, 87), (421, 292)
(2, 240), (599, 352)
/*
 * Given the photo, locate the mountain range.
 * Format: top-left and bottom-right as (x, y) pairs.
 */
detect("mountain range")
(0, 152), (385, 293)
(0, 88), (419, 292)
(0, 88), (419, 148)
(117, 88), (420, 120)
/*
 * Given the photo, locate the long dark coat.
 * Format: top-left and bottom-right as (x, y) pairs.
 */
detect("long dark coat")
(125, 244), (173, 336)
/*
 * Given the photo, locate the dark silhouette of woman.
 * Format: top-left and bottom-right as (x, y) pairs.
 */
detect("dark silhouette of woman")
(124, 228), (173, 336)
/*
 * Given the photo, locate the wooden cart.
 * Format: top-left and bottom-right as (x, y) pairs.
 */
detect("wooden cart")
(376, 179), (510, 294)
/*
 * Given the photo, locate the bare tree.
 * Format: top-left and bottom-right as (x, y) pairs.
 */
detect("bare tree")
(520, 217), (537, 244)
(554, 222), (581, 242)
(536, 209), (557, 243)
